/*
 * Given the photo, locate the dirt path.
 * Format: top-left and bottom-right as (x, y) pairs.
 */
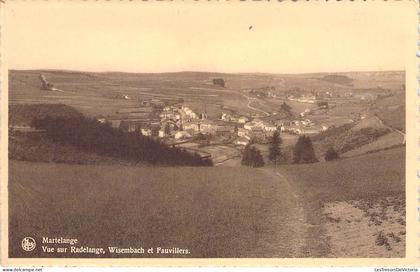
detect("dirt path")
(260, 168), (333, 257)
(256, 168), (310, 257)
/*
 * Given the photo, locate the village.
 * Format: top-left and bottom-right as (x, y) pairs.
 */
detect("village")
(98, 96), (331, 151)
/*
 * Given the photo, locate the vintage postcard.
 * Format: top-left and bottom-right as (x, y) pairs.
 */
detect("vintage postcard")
(0, 0), (418, 267)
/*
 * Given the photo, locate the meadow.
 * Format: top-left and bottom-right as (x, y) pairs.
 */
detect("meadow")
(10, 161), (305, 258)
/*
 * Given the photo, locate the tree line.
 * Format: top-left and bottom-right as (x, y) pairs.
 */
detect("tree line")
(241, 130), (340, 168)
(31, 116), (213, 166)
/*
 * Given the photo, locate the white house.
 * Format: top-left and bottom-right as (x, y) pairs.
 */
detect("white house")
(141, 128), (152, 136)
(238, 116), (249, 124)
(174, 131), (192, 140)
(158, 130), (166, 138)
(244, 122), (254, 130)
(235, 137), (250, 146)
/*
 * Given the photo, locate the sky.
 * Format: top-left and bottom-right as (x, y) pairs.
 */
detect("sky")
(4, 1), (416, 74)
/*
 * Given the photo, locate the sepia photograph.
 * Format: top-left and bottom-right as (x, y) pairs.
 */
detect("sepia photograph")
(2, 1), (416, 263)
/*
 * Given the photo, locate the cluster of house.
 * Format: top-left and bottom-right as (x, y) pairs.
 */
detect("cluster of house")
(287, 90), (359, 102)
(220, 113), (249, 123)
(234, 119), (277, 146)
(99, 101), (329, 147)
(278, 120), (328, 135)
(234, 119), (328, 145)
(314, 90), (380, 101)
(157, 106), (241, 140)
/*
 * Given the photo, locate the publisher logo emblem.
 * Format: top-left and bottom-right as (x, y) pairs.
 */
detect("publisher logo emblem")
(21, 237), (36, 251)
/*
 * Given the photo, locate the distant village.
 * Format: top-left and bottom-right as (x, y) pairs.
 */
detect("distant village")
(98, 96), (330, 148)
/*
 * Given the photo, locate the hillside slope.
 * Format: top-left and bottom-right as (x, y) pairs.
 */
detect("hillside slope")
(310, 117), (391, 159)
(10, 161), (306, 258)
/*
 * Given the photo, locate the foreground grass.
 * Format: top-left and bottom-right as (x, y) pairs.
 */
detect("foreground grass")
(10, 161), (303, 258)
(9, 147), (405, 258)
(278, 146), (405, 203)
(276, 146), (405, 257)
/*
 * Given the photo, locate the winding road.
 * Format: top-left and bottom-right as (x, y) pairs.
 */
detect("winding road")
(237, 91), (271, 117)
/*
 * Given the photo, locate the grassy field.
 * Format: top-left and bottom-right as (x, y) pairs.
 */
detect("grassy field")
(276, 146), (405, 256)
(9, 146), (405, 258)
(10, 161), (306, 258)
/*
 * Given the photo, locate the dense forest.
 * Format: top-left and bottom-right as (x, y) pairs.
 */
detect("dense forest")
(9, 103), (84, 126)
(30, 116), (213, 166)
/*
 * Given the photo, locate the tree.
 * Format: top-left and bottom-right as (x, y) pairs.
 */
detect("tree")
(268, 130), (282, 164)
(251, 147), (265, 168)
(293, 135), (318, 164)
(241, 145), (264, 168)
(281, 102), (291, 112)
(280, 102), (293, 116)
(325, 147), (339, 161)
